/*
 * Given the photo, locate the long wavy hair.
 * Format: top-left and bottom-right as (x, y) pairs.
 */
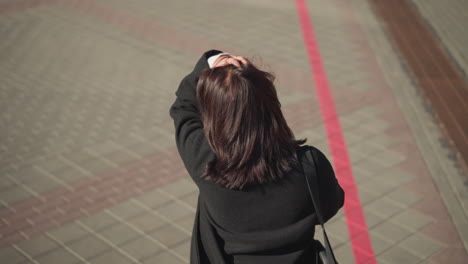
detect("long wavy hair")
(196, 61), (307, 189)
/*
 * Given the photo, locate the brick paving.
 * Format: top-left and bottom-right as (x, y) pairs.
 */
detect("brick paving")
(369, 0), (468, 187)
(0, 0), (467, 263)
(411, 0), (468, 80)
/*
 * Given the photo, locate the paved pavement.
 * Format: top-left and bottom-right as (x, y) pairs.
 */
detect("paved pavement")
(411, 0), (468, 79)
(0, 0), (467, 263)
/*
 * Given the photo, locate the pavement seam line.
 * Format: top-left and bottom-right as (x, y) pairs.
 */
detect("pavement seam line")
(11, 244), (40, 264)
(5, 173), (41, 203)
(34, 165), (75, 192)
(75, 220), (141, 264)
(44, 232), (92, 264)
(103, 207), (189, 263)
(59, 155), (93, 177)
(130, 198), (192, 236)
(156, 189), (197, 212)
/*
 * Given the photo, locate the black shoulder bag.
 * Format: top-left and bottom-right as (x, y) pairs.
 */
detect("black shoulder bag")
(301, 148), (338, 264)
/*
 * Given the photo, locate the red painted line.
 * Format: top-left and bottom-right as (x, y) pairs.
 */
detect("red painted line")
(295, 0), (376, 263)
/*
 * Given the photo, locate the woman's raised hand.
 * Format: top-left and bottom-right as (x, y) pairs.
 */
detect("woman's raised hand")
(212, 54), (250, 68)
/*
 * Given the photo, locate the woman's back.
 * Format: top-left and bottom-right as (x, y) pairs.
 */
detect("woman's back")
(169, 50), (344, 263)
(194, 145), (342, 263)
(200, 145), (323, 233)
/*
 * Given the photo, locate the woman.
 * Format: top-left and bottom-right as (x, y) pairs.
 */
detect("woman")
(169, 50), (344, 264)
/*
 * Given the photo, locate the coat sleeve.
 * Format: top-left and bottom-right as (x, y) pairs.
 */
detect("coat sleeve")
(311, 147), (345, 223)
(169, 50), (223, 184)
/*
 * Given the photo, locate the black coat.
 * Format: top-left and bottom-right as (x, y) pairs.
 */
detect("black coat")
(169, 50), (344, 264)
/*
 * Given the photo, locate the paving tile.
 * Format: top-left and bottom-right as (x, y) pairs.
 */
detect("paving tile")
(180, 192), (198, 209)
(353, 159), (387, 175)
(171, 239), (191, 260)
(348, 140), (383, 158)
(379, 245), (422, 264)
(125, 141), (158, 158)
(325, 218), (349, 242)
(142, 251), (186, 264)
(112, 137), (147, 151)
(156, 201), (193, 222)
(174, 216), (196, 233)
(371, 220), (412, 243)
(327, 212), (345, 224)
(359, 179), (400, 196)
(52, 165), (90, 183)
(363, 211), (385, 228)
(399, 234), (443, 259)
(351, 171), (374, 185)
(21, 177), (60, 194)
(67, 235), (111, 260)
(365, 197), (405, 219)
(103, 150), (139, 165)
(420, 215), (464, 245)
(369, 232), (392, 254)
(91, 141), (122, 156)
(0, 246), (27, 264)
(16, 235), (59, 258)
(149, 224), (190, 247)
(159, 179), (198, 197)
(128, 213), (167, 233)
(0, 186), (33, 204)
(48, 222), (89, 244)
(10, 166), (41, 183)
(62, 150), (96, 166)
(135, 189), (172, 209)
(348, 151), (368, 166)
(376, 168), (415, 185)
(339, 115), (360, 129)
(356, 187), (381, 204)
(367, 133), (399, 148)
(429, 247), (468, 264)
(88, 250), (133, 264)
(345, 126), (376, 142)
(35, 157), (69, 174)
(385, 188), (422, 207)
(0, 177), (16, 191)
(108, 199), (147, 220)
(411, 0), (468, 75)
(17, 259), (36, 264)
(79, 157), (115, 175)
(343, 130), (369, 145)
(351, 165), (374, 178)
(369, 150), (406, 167)
(98, 223), (140, 246)
(11, 166), (52, 188)
(333, 243), (355, 264)
(349, 106), (381, 121)
(389, 210), (433, 231)
(79, 211), (119, 231)
(120, 236), (163, 260)
(33, 247), (81, 264)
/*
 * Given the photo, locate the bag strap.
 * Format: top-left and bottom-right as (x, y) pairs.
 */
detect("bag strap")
(301, 148), (337, 264)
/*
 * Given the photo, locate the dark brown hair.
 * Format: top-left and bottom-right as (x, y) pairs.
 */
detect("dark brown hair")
(196, 62), (307, 189)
